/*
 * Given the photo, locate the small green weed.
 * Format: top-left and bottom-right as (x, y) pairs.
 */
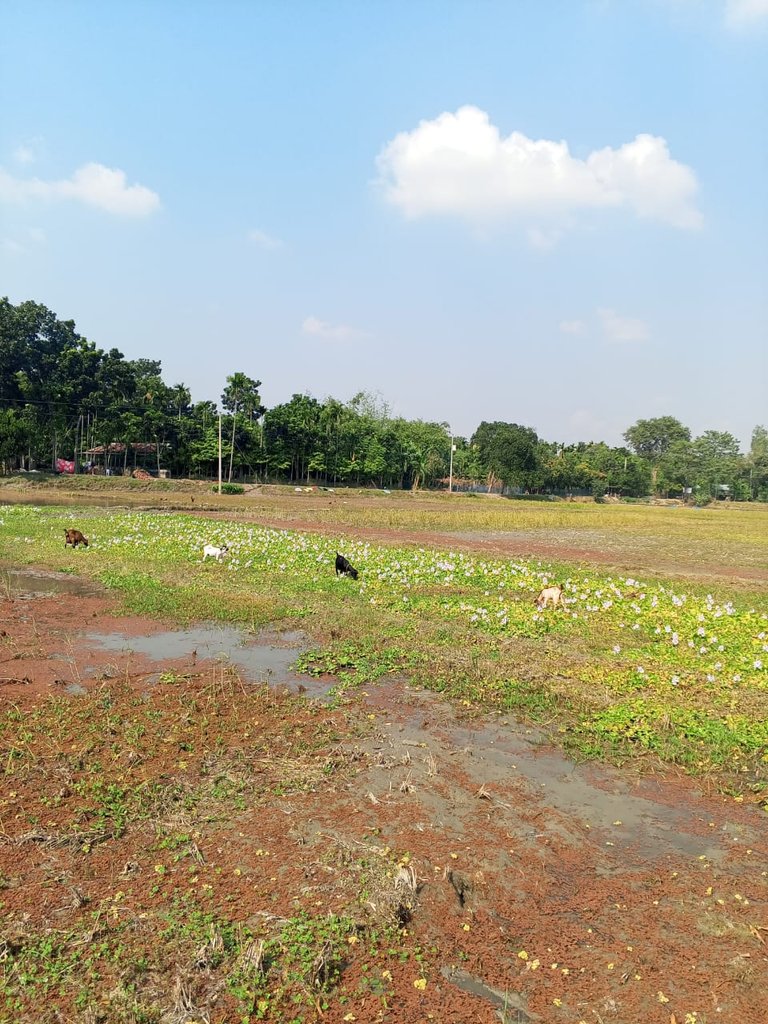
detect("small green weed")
(228, 912), (354, 1020)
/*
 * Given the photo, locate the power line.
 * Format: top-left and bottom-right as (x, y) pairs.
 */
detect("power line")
(0, 394), (197, 415)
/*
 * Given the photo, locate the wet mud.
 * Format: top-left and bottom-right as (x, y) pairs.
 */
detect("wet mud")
(1, 573), (766, 1022)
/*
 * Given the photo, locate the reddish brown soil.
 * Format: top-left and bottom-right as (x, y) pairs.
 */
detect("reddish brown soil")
(1, 584), (767, 1023)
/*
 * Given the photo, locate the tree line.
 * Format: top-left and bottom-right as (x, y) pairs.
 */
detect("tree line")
(1, 298), (766, 500)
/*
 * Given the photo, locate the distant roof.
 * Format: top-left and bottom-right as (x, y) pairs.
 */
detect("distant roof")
(85, 442), (158, 455)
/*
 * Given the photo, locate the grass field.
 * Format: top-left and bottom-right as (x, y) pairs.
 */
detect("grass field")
(1, 497), (766, 794)
(3, 475), (768, 582)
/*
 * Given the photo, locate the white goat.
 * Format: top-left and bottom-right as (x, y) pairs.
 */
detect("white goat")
(202, 543), (229, 562)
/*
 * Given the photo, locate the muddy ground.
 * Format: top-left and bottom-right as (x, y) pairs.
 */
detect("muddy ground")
(1, 570), (767, 1023)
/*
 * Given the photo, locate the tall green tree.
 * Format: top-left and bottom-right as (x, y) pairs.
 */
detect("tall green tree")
(624, 416), (691, 491)
(471, 421), (540, 491)
(747, 425), (768, 499)
(263, 394), (322, 482)
(2, 299), (99, 467)
(221, 372), (264, 482)
(690, 430), (742, 499)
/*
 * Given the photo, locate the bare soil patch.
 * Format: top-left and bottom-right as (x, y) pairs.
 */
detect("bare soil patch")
(2, 583), (766, 1022)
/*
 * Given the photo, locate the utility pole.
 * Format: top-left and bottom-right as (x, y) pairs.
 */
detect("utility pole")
(218, 413), (223, 494)
(73, 415), (80, 474)
(228, 400), (237, 483)
(449, 433), (456, 493)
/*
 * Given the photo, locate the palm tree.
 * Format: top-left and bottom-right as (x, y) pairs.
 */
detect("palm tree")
(221, 372), (263, 482)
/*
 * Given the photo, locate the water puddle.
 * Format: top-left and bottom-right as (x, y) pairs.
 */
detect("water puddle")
(446, 716), (729, 861)
(441, 968), (534, 1023)
(2, 568), (102, 599)
(361, 687), (746, 864)
(83, 625), (332, 698)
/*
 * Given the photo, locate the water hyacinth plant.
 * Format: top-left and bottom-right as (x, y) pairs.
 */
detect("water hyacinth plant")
(1, 504), (766, 785)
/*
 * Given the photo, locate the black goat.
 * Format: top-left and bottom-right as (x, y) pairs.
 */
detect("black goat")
(335, 552), (359, 579)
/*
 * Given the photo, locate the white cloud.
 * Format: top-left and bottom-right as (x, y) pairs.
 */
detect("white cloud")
(12, 145), (35, 165)
(0, 162), (160, 216)
(248, 228), (285, 250)
(598, 307), (650, 342)
(376, 106), (702, 230)
(302, 316), (368, 342)
(725, 0), (768, 27)
(560, 319), (588, 336)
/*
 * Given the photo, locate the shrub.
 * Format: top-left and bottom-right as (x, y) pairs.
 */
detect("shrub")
(213, 483), (245, 495)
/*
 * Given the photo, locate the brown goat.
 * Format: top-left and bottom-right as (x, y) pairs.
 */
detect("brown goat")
(534, 583), (564, 609)
(64, 528), (89, 548)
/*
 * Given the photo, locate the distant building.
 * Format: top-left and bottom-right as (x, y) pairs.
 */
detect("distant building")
(85, 442), (163, 476)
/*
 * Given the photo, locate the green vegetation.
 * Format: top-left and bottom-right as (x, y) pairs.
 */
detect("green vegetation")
(1, 502), (767, 791)
(3, 298), (767, 498)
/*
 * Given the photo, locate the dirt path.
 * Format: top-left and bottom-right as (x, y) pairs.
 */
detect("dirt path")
(1, 574), (766, 1022)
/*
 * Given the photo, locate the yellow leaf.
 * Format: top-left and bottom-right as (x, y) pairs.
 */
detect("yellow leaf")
(413, 977), (427, 990)
(517, 950), (529, 960)
(658, 991), (670, 1004)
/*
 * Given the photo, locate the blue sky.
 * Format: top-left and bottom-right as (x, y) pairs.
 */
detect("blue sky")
(2, 0), (766, 447)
